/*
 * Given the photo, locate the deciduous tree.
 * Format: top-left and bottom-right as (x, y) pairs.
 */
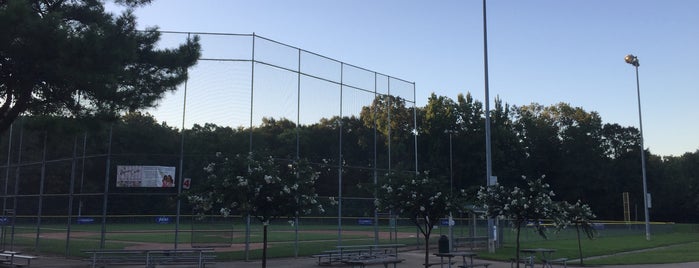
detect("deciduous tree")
(188, 153), (322, 268)
(376, 171), (469, 268)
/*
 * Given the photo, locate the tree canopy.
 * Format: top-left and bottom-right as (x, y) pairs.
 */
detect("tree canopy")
(0, 0), (201, 133)
(3, 93), (699, 223)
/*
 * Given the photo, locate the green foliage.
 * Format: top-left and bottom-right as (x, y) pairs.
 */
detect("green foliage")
(188, 153), (323, 224)
(0, 0), (201, 133)
(554, 200), (597, 239)
(478, 175), (556, 237)
(478, 175), (557, 267)
(376, 171), (469, 266)
(553, 200), (597, 265)
(376, 171), (468, 236)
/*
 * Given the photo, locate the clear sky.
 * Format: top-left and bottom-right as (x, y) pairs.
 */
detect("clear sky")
(115, 0), (699, 157)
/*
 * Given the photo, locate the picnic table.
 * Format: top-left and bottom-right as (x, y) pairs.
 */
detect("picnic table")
(83, 248), (215, 268)
(434, 251), (490, 268)
(314, 244), (404, 266)
(518, 248), (566, 268)
(0, 250), (38, 267)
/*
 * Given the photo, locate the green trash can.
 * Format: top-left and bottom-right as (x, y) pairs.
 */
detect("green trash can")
(438, 235), (449, 253)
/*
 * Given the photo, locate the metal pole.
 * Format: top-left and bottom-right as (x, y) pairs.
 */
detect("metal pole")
(449, 133), (454, 193)
(78, 133), (87, 218)
(245, 33), (256, 262)
(294, 48), (302, 257)
(2, 124), (11, 219)
(337, 64), (344, 247)
(448, 132), (454, 251)
(175, 33), (191, 250)
(1, 123), (11, 251)
(35, 132), (47, 250)
(634, 65), (651, 241)
(373, 72), (380, 245)
(483, 0), (496, 253)
(99, 125), (113, 249)
(413, 82), (418, 174)
(66, 136), (78, 256)
(10, 119), (25, 251)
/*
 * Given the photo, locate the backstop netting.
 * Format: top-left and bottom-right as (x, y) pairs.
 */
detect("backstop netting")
(0, 32), (419, 255)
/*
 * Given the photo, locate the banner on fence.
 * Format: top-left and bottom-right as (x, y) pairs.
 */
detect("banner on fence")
(116, 165), (176, 187)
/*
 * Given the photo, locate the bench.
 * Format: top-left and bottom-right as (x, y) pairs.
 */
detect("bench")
(344, 257), (404, 268)
(544, 258), (568, 268)
(0, 251), (38, 267)
(84, 248), (216, 268)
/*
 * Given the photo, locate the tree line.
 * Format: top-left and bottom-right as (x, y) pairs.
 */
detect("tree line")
(1, 92), (697, 222)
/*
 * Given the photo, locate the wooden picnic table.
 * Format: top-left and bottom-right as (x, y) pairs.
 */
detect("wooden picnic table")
(314, 244), (404, 266)
(336, 243), (404, 258)
(434, 251), (476, 268)
(519, 248), (555, 268)
(0, 250), (38, 267)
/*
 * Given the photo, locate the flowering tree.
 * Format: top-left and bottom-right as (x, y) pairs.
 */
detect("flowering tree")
(187, 152), (322, 268)
(376, 172), (468, 268)
(477, 175), (556, 268)
(554, 200), (596, 265)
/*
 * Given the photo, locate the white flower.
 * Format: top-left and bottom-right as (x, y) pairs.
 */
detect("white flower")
(264, 175), (273, 184)
(420, 206), (425, 212)
(220, 207), (231, 217)
(203, 163), (215, 173)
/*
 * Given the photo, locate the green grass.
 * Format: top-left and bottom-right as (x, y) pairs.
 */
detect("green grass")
(476, 228), (699, 265)
(7, 222), (699, 264)
(584, 242), (699, 265)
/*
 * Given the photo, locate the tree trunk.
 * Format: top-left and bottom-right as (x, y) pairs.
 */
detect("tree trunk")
(423, 236), (430, 268)
(577, 225), (584, 266)
(515, 226), (521, 268)
(262, 223), (268, 268)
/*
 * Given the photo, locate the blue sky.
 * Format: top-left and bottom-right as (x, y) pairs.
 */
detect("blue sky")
(116, 0), (699, 157)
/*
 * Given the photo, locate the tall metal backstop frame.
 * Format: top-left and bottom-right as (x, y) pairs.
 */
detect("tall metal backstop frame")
(0, 32), (420, 258)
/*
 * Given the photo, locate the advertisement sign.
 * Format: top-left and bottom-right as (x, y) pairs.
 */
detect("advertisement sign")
(155, 216), (171, 224)
(116, 165), (176, 187)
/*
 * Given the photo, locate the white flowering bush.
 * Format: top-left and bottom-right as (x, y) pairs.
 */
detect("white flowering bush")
(376, 171), (469, 266)
(477, 175), (556, 267)
(187, 152), (321, 268)
(553, 200), (596, 265)
(189, 152), (322, 222)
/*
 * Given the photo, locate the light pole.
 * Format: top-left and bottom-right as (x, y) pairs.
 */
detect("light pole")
(483, 0), (496, 253)
(624, 54), (651, 241)
(445, 129), (455, 251)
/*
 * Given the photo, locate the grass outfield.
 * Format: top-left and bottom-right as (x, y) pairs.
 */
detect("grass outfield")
(477, 226), (699, 265)
(5, 222), (699, 264)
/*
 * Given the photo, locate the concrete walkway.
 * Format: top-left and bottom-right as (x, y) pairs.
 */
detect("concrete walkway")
(31, 250), (699, 268)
